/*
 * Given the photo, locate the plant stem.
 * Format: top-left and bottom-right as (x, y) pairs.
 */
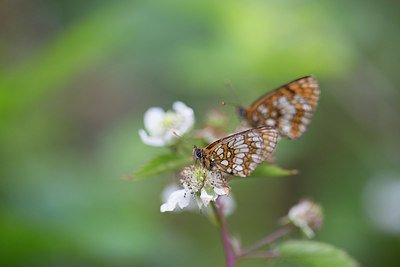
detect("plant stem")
(239, 225), (292, 256)
(237, 250), (280, 260)
(214, 198), (235, 267)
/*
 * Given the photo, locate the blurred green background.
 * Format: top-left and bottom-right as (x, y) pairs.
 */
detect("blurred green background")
(1, 0), (400, 266)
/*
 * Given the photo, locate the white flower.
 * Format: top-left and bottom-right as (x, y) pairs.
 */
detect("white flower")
(139, 101), (194, 146)
(160, 165), (231, 213)
(287, 199), (323, 238)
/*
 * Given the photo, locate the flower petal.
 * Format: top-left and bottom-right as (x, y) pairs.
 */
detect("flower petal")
(173, 101), (194, 118)
(144, 107), (165, 136)
(161, 184), (181, 202)
(213, 186), (229, 196)
(138, 129), (166, 146)
(160, 189), (191, 212)
(172, 101), (194, 133)
(161, 130), (176, 145)
(200, 188), (217, 207)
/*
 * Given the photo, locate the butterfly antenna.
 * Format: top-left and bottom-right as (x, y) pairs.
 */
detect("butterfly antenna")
(172, 131), (197, 147)
(224, 80), (241, 103)
(222, 80), (244, 111)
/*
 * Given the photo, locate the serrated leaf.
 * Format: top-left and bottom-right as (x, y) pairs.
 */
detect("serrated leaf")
(128, 154), (189, 180)
(251, 163), (298, 177)
(274, 240), (359, 267)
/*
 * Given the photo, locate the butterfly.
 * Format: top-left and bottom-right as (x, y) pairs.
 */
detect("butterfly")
(235, 76), (320, 139)
(192, 126), (279, 177)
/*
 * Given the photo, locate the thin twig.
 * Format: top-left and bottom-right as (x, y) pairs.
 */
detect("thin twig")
(237, 250), (280, 260)
(213, 198), (236, 267)
(239, 225), (292, 256)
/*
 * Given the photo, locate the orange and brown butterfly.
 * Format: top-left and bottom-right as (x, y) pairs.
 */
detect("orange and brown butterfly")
(192, 126), (279, 177)
(234, 76), (320, 139)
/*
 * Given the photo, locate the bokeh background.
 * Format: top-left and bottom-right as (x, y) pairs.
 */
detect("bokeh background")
(1, 0), (400, 266)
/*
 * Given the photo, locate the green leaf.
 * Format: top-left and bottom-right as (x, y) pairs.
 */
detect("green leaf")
(273, 240), (359, 267)
(251, 163), (298, 177)
(126, 154), (189, 180)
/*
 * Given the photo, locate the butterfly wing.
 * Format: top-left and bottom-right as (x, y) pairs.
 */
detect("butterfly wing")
(245, 76), (320, 139)
(203, 126), (279, 177)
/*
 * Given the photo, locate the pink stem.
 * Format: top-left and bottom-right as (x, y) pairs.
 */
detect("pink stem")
(239, 225), (292, 256)
(237, 250), (279, 260)
(215, 198), (235, 267)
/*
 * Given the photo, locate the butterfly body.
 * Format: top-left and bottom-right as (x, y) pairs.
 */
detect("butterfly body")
(193, 126), (278, 177)
(238, 76), (320, 139)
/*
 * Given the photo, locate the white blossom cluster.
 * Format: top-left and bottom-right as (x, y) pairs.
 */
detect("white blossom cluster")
(161, 165), (232, 213)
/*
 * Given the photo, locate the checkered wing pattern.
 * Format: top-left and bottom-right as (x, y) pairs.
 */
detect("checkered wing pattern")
(243, 76), (320, 139)
(202, 126), (279, 177)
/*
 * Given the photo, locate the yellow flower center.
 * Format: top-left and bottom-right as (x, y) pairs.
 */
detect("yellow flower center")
(161, 112), (177, 128)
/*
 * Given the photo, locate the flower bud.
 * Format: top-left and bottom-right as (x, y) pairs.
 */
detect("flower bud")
(287, 199), (323, 238)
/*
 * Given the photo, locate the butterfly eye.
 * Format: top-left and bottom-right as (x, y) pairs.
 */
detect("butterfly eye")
(237, 107), (246, 117)
(196, 149), (202, 158)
